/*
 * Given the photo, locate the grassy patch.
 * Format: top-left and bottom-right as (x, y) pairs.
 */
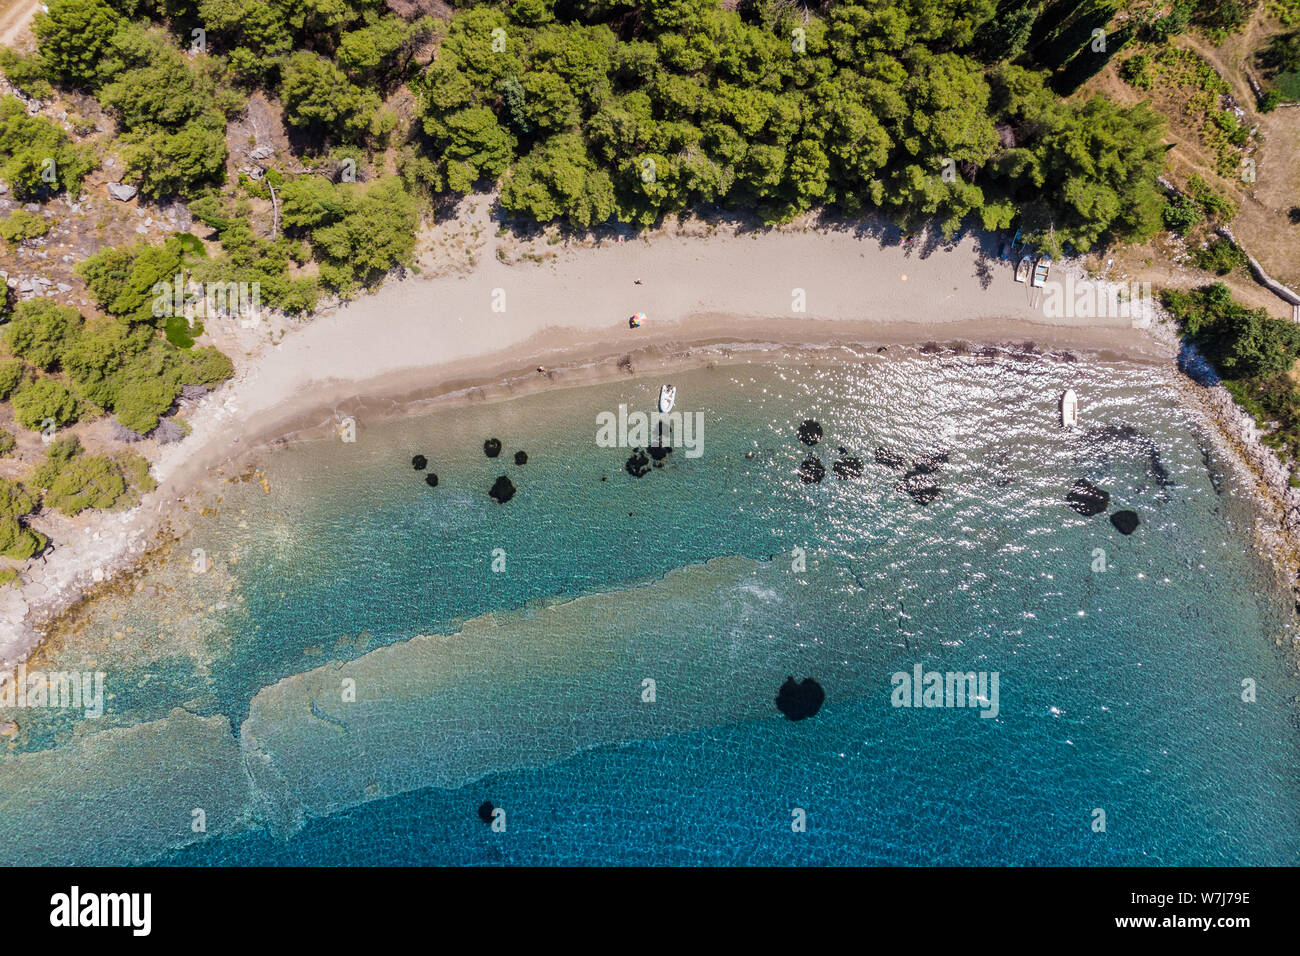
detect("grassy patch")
(164, 314), (202, 349)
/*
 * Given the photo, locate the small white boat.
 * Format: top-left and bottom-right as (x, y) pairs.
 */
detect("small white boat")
(658, 385), (676, 414)
(1060, 388), (1078, 428)
(1032, 255), (1051, 288)
(1014, 256), (1032, 283)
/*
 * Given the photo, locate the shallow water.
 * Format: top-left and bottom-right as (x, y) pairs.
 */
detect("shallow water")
(3, 352), (1298, 865)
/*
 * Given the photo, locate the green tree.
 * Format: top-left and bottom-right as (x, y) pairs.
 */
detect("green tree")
(3, 298), (82, 371)
(281, 51), (381, 142)
(11, 377), (81, 430)
(32, 0), (125, 88)
(500, 133), (616, 228)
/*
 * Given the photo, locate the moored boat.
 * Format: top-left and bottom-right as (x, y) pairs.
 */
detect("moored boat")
(658, 384), (676, 414)
(1060, 388), (1078, 428)
(1032, 256), (1051, 288)
(1014, 256), (1031, 283)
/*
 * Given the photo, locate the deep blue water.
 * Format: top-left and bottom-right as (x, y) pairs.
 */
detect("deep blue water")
(4, 353), (1298, 865)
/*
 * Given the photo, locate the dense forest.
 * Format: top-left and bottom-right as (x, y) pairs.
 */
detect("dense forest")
(3, 0), (1178, 284)
(4, 0), (1300, 559)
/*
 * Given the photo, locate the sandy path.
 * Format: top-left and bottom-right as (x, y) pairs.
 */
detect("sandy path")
(0, 0), (39, 49)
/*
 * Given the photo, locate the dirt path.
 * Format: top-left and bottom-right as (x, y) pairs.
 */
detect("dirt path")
(0, 0), (40, 50)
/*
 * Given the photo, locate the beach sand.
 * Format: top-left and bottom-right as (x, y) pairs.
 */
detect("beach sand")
(0, 220), (1172, 661)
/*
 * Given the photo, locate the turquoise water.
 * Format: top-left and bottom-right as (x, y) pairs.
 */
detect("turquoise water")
(2, 351), (1298, 865)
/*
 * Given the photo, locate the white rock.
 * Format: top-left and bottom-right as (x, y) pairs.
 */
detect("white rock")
(106, 182), (137, 201)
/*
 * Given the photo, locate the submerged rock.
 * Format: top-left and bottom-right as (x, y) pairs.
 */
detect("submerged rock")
(412, 455), (427, 470)
(799, 455), (826, 483)
(797, 420), (823, 446)
(833, 455), (864, 479)
(489, 475), (515, 503)
(1110, 510), (1140, 535)
(910, 450), (950, 474)
(514, 451), (528, 465)
(425, 473), (439, 488)
(1066, 479), (1110, 517)
(874, 446), (907, 468)
(898, 470), (941, 504)
(477, 801), (495, 824)
(648, 421), (673, 460)
(625, 450), (651, 477)
(776, 676), (825, 720)
(483, 438), (502, 458)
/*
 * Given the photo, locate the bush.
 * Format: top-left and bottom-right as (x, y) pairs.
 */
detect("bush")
(1164, 283), (1300, 379)
(1192, 236), (1247, 275)
(1163, 194), (1203, 235)
(0, 210), (51, 244)
(0, 358), (26, 399)
(3, 298), (81, 370)
(0, 477), (43, 560)
(0, 428), (14, 456)
(0, 96), (97, 199)
(112, 373), (179, 434)
(41, 453), (127, 515)
(0, 48), (54, 99)
(11, 377), (81, 430)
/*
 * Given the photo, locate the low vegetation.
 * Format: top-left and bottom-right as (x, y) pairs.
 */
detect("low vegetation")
(1164, 283), (1300, 460)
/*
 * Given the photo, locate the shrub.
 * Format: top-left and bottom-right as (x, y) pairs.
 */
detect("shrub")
(3, 298), (81, 370)
(11, 377), (81, 430)
(1192, 236), (1247, 275)
(41, 453), (127, 515)
(0, 428), (14, 456)
(0, 477), (43, 560)
(1163, 194), (1203, 235)
(0, 210), (51, 244)
(0, 358), (26, 399)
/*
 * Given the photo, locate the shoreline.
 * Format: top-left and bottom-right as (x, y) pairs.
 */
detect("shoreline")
(0, 220), (1265, 664)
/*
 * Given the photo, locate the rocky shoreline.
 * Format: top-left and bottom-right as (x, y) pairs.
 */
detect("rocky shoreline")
(1153, 317), (1300, 655)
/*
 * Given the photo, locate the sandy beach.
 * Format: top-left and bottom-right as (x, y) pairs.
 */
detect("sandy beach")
(0, 218), (1179, 661)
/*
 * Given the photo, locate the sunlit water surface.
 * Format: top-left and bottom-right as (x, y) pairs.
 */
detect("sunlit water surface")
(2, 353), (1297, 865)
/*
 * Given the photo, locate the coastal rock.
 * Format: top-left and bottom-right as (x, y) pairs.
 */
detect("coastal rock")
(150, 419), (185, 444)
(775, 676), (825, 720)
(1066, 479), (1110, 517)
(513, 451), (527, 465)
(0, 720), (16, 737)
(412, 455), (427, 471)
(424, 473), (439, 488)
(874, 447), (907, 468)
(106, 182), (137, 202)
(797, 420), (823, 446)
(798, 456), (825, 483)
(477, 801), (495, 824)
(179, 384), (210, 401)
(483, 438), (502, 458)
(1110, 510), (1140, 535)
(625, 450), (651, 477)
(489, 475), (515, 503)
(833, 455), (864, 479)
(111, 422), (146, 443)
